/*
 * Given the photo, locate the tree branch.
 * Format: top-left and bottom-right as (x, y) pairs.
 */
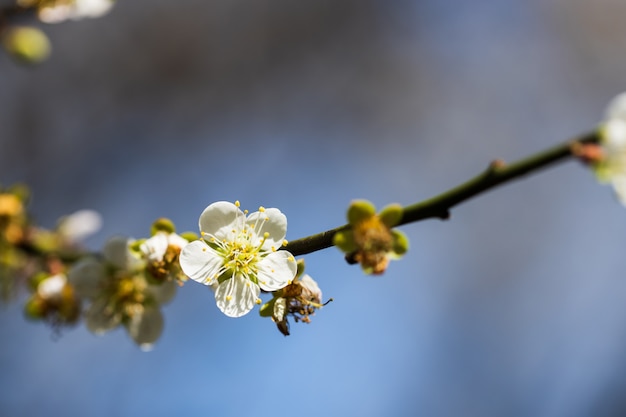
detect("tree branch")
(283, 131), (599, 256)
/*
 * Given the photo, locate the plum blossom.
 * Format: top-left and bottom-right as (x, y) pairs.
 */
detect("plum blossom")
(180, 201), (297, 317)
(595, 92), (626, 205)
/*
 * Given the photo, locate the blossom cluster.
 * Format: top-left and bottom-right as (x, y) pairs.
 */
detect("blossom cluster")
(1, 0), (116, 64)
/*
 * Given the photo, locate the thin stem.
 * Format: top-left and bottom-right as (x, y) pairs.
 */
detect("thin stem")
(284, 131), (600, 256)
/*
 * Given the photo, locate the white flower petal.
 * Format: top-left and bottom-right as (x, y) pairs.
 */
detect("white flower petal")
(37, 274), (66, 300)
(146, 280), (177, 305)
(606, 92), (626, 121)
(68, 257), (107, 299)
(167, 233), (189, 250)
(246, 208), (287, 249)
(140, 233), (169, 262)
(103, 236), (144, 271)
(256, 251), (297, 291)
(85, 298), (121, 334)
(126, 306), (164, 350)
(215, 274), (260, 317)
(57, 209), (102, 242)
(179, 240), (223, 285)
(199, 201), (243, 241)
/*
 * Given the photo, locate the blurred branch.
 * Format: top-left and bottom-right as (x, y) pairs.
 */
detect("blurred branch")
(283, 130), (600, 256)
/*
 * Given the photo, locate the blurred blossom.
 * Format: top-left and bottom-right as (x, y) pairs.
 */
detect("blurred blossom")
(56, 209), (102, 243)
(24, 273), (81, 326)
(139, 230), (189, 284)
(69, 236), (174, 348)
(593, 92), (626, 205)
(36, 0), (116, 23)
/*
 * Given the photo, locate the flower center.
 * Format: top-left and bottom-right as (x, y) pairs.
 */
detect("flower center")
(210, 226), (269, 284)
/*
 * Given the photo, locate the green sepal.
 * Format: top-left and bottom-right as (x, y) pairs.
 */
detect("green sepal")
(151, 218), (176, 235)
(295, 259), (306, 279)
(379, 204), (403, 227)
(259, 298), (276, 317)
(390, 229), (409, 257)
(128, 239), (145, 256)
(28, 272), (48, 292)
(347, 200), (376, 225)
(24, 296), (45, 320)
(333, 230), (357, 253)
(180, 231), (199, 242)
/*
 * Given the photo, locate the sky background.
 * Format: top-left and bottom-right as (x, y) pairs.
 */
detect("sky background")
(2, 1), (626, 416)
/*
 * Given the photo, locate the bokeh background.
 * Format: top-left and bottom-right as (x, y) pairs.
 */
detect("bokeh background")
(2, 1), (626, 416)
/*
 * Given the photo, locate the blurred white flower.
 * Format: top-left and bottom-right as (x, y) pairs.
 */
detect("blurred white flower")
(140, 232), (188, 263)
(180, 201), (297, 317)
(39, 0), (116, 23)
(37, 273), (67, 301)
(595, 92), (626, 205)
(57, 209), (102, 242)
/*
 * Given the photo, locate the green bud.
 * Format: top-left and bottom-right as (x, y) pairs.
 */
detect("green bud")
(390, 230), (409, 257)
(24, 297), (45, 320)
(180, 231), (199, 242)
(379, 204), (403, 227)
(151, 218), (176, 235)
(347, 200), (376, 225)
(332, 230), (357, 253)
(2, 26), (51, 64)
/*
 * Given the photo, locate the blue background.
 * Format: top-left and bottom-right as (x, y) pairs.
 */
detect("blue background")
(3, 1), (626, 416)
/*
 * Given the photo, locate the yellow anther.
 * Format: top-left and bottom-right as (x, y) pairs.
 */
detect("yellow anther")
(271, 269), (275, 273)
(226, 295), (232, 301)
(246, 282), (250, 287)
(259, 206), (265, 212)
(255, 298), (262, 305)
(288, 256), (295, 262)
(244, 209), (248, 214)
(283, 239), (288, 246)
(202, 247), (206, 252)
(201, 231), (206, 235)
(235, 201), (240, 207)
(271, 246), (276, 252)
(287, 280), (292, 285)
(264, 217), (269, 221)
(263, 232), (269, 238)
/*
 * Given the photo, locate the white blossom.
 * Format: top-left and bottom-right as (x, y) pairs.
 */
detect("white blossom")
(180, 201), (297, 317)
(597, 92), (626, 205)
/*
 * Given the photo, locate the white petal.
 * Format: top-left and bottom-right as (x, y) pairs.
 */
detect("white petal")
(215, 274), (260, 317)
(199, 201), (243, 241)
(37, 274), (66, 300)
(103, 236), (144, 271)
(140, 233), (169, 262)
(179, 240), (223, 285)
(68, 257), (107, 299)
(167, 233), (189, 250)
(606, 92), (626, 121)
(146, 280), (177, 305)
(604, 120), (626, 149)
(57, 209), (102, 242)
(85, 298), (121, 334)
(125, 306), (164, 350)
(611, 175), (626, 206)
(256, 251), (297, 291)
(246, 208), (287, 250)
